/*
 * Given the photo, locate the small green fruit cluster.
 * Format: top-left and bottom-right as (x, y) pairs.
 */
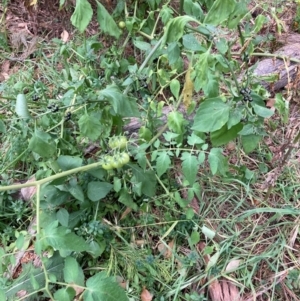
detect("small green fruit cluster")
(101, 136), (130, 170)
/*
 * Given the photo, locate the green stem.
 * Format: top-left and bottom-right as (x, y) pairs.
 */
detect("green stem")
(0, 161), (103, 192)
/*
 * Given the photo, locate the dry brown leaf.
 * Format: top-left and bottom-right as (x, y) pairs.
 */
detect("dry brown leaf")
(1, 60), (10, 73)
(225, 259), (241, 273)
(209, 279), (240, 301)
(165, 239), (175, 259)
(61, 30), (69, 43)
(120, 207), (132, 220)
(266, 98), (275, 108)
(21, 176), (36, 201)
(182, 66), (194, 109)
(141, 287), (153, 301)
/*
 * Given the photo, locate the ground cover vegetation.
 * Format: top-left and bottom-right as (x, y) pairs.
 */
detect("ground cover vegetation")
(0, 0), (300, 300)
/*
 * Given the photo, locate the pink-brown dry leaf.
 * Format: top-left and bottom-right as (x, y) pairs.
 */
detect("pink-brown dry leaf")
(21, 176), (36, 201)
(61, 29), (69, 43)
(208, 279), (240, 301)
(141, 287), (153, 301)
(165, 239), (175, 259)
(1, 60), (10, 73)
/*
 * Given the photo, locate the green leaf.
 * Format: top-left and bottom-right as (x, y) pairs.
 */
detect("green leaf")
(253, 15), (266, 33)
(57, 156), (83, 171)
(187, 132), (205, 146)
(78, 113), (102, 141)
(87, 181), (113, 202)
(156, 152), (171, 177)
(168, 111), (185, 133)
(167, 42), (181, 65)
(170, 79), (180, 100)
(210, 123), (243, 146)
(130, 165), (156, 197)
(41, 185), (69, 206)
(87, 240), (105, 257)
(192, 98), (230, 132)
(54, 287), (76, 301)
(204, 0), (236, 26)
(96, 1), (122, 39)
(162, 16), (198, 45)
(208, 148), (228, 175)
(274, 93), (289, 124)
(64, 256), (84, 286)
(241, 134), (262, 154)
(182, 34), (205, 51)
(15, 94), (30, 118)
(68, 184), (85, 202)
(70, 0), (93, 32)
(228, 107), (243, 129)
(99, 85), (139, 117)
(184, 0), (204, 20)
(252, 103), (274, 118)
(28, 130), (56, 158)
(190, 231), (200, 244)
(227, 1), (248, 29)
(83, 272), (129, 301)
(118, 189), (138, 210)
(43, 221), (89, 254)
(57, 208), (69, 227)
(161, 5), (173, 24)
(181, 152), (198, 185)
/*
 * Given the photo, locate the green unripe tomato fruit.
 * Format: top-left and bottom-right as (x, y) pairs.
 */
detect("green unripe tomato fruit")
(118, 21), (126, 29)
(102, 155), (114, 170)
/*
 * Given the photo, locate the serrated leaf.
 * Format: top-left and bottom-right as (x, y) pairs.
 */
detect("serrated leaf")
(168, 111), (185, 133)
(78, 113), (102, 141)
(208, 148), (227, 175)
(57, 156), (83, 170)
(44, 225), (89, 254)
(15, 94), (30, 118)
(156, 152), (171, 177)
(64, 256), (84, 286)
(204, 0), (236, 26)
(28, 130), (56, 158)
(54, 287), (76, 301)
(130, 165), (156, 197)
(87, 181), (113, 202)
(70, 0), (93, 32)
(83, 272), (129, 301)
(162, 16), (198, 45)
(118, 189), (138, 210)
(99, 85), (139, 117)
(187, 132), (205, 146)
(181, 152), (198, 185)
(210, 123), (243, 146)
(184, 0), (204, 19)
(182, 33), (205, 51)
(96, 1), (122, 39)
(192, 98), (230, 132)
(241, 134), (262, 154)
